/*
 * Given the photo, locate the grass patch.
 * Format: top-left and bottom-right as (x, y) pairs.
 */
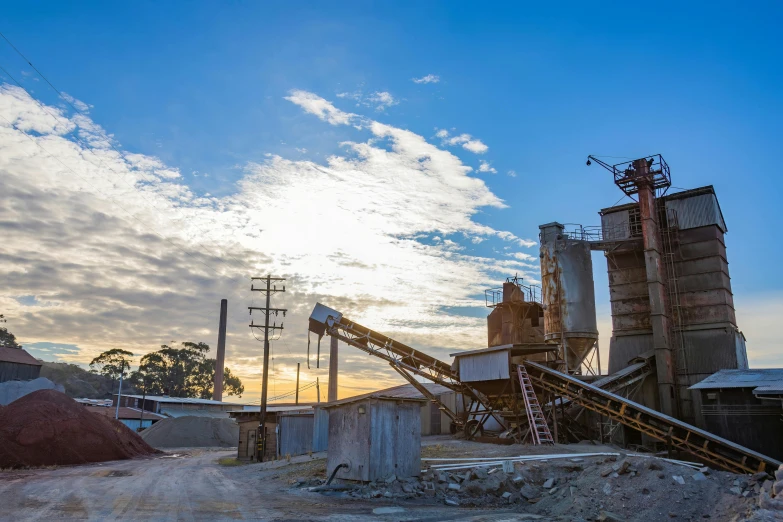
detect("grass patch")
(217, 457), (247, 467)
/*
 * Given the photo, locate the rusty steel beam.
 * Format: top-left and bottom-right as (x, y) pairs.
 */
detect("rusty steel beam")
(524, 360), (781, 475)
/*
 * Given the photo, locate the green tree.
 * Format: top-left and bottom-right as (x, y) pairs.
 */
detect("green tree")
(190, 359), (245, 399)
(89, 348), (134, 390)
(131, 341), (243, 398)
(0, 315), (22, 349)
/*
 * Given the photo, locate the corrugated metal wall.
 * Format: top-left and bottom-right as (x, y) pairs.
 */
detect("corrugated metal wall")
(278, 413), (314, 457)
(0, 362), (41, 383)
(601, 209), (632, 240)
(665, 193), (726, 232)
(458, 351), (509, 382)
(119, 419), (155, 431)
(312, 407), (329, 452)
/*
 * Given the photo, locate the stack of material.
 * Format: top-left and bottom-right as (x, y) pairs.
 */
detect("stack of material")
(0, 377), (64, 405)
(140, 416), (238, 448)
(0, 390), (157, 468)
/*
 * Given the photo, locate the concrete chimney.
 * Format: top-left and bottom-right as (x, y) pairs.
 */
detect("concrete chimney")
(213, 299), (228, 401)
(328, 336), (338, 402)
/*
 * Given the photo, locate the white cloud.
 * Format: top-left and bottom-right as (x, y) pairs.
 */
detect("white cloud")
(0, 84), (538, 400)
(285, 90), (355, 126)
(368, 91), (398, 111)
(412, 74), (440, 84)
(60, 92), (91, 113)
(435, 128), (489, 154)
(478, 161), (497, 174)
(335, 89), (398, 111)
(507, 169), (517, 177)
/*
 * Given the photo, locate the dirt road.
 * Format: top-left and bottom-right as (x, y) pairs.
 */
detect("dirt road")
(0, 449), (516, 521)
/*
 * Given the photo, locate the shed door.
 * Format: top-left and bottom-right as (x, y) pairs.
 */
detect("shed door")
(429, 402), (441, 435)
(247, 430), (257, 460)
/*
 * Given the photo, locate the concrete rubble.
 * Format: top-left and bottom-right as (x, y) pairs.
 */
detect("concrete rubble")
(296, 454), (783, 521)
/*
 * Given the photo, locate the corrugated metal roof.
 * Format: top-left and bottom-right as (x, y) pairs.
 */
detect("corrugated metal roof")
(321, 382), (448, 408)
(689, 369), (783, 390)
(87, 406), (166, 421)
(753, 382), (783, 396)
(116, 394), (245, 406)
(160, 408), (231, 419)
(0, 347), (42, 366)
(226, 405), (314, 414)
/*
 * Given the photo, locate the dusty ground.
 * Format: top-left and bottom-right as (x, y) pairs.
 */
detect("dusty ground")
(0, 436), (771, 521)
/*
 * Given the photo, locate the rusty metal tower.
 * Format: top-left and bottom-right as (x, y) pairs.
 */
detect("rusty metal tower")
(587, 155), (677, 417)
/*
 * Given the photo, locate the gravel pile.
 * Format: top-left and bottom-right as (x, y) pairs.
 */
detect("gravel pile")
(0, 377), (64, 405)
(0, 389), (157, 468)
(140, 416), (238, 448)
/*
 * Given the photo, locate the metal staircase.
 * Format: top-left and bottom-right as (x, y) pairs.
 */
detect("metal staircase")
(516, 364), (554, 445)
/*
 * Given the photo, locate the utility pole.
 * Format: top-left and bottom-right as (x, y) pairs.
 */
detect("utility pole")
(115, 372), (123, 420)
(249, 276), (287, 462)
(316, 377), (320, 403)
(295, 362), (300, 405)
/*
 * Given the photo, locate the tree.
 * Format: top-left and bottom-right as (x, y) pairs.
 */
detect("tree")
(130, 341), (244, 398)
(190, 359), (245, 399)
(89, 348), (134, 390)
(0, 315), (22, 349)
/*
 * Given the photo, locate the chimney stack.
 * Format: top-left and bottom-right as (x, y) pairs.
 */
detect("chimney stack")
(213, 299), (228, 401)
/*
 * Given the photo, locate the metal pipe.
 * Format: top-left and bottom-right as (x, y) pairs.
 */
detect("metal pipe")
(326, 463), (347, 485)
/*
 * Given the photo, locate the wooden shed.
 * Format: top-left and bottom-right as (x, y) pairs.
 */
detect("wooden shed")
(0, 347), (42, 383)
(229, 405), (314, 461)
(324, 394), (425, 482)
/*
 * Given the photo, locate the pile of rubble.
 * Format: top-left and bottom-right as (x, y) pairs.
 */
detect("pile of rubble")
(298, 454), (783, 521)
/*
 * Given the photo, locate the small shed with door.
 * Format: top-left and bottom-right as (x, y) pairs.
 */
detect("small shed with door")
(324, 394), (425, 482)
(229, 405), (314, 461)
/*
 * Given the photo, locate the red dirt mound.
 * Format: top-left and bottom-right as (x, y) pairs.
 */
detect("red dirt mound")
(0, 389), (158, 468)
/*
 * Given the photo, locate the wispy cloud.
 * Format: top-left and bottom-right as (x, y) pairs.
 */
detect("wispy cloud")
(285, 89), (356, 125)
(336, 89), (399, 111)
(507, 169), (517, 177)
(435, 128), (489, 154)
(0, 84), (536, 400)
(478, 161), (497, 174)
(412, 74), (440, 84)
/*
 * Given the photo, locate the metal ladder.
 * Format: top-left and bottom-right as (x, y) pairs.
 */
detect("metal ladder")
(517, 364), (554, 445)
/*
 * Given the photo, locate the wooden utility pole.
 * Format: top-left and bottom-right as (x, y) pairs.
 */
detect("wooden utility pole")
(249, 276), (287, 462)
(295, 362), (300, 405)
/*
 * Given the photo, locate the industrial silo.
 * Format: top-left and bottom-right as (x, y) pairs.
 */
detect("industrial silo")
(538, 222), (599, 372)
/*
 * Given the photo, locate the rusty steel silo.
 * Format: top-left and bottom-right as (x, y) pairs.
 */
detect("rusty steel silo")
(538, 222), (599, 372)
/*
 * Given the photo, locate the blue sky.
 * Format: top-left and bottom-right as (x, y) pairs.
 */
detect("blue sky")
(1, 2), (782, 398)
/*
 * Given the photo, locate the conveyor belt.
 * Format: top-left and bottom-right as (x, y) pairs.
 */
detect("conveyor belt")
(308, 303), (485, 427)
(525, 360), (782, 474)
(308, 303), (781, 473)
